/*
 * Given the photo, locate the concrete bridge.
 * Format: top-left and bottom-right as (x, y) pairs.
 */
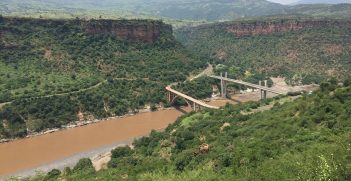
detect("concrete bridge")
(210, 73), (285, 99)
(166, 86), (219, 111)
(165, 72), (285, 111)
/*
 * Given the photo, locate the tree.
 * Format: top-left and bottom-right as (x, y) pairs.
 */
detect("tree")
(71, 73), (76, 80)
(73, 158), (95, 172)
(344, 77), (351, 87)
(150, 104), (157, 111)
(111, 146), (133, 158)
(46, 169), (61, 179)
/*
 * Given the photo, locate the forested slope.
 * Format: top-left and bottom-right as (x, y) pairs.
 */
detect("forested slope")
(32, 79), (351, 180)
(176, 18), (351, 85)
(0, 17), (206, 139)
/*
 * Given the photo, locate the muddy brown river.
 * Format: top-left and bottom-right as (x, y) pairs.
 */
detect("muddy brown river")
(0, 108), (195, 177)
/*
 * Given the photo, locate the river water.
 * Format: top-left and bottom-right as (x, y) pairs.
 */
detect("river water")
(0, 107), (193, 177)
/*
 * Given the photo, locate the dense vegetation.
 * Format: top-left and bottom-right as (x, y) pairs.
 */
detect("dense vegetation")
(0, 17), (206, 139)
(173, 77), (215, 100)
(176, 18), (351, 85)
(30, 79), (351, 180)
(2, 0), (351, 22)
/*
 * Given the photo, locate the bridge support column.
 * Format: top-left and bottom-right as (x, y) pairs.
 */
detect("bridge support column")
(259, 81), (263, 100)
(220, 72), (224, 98)
(259, 80), (267, 100)
(193, 102), (198, 112)
(220, 72), (227, 98)
(168, 91), (176, 103)
(263, 80), (268, 99)
(258, 80), (268, 99)
(224, 72), (228, 98)
(168, 91), (171, 102)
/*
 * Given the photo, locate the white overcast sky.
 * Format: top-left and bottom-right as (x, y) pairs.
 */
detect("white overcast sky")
(267, 0), (299, 4)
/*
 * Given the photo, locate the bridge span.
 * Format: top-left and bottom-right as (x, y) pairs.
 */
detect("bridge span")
(166, 86), (219, 111)
(210, 73), (285, 99)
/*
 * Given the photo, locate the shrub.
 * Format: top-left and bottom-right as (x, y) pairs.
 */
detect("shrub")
(63, 167), (72, 176)
(344, 77), (351, 87)
(46, 169), (61, 179)
(150, 104), (158, 111)
(111, 146), (133, 158)
(73, 158), (95, 172)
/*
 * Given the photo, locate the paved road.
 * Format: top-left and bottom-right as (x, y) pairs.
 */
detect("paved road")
(166, 86), (219, 109)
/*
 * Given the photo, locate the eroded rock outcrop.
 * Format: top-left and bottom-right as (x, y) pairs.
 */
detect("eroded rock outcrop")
(83, 20), (172, 43)
(224, 19), (349, 37)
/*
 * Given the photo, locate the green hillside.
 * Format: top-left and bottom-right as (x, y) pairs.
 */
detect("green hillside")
(31, 79), (351, 180)
(175, 18), (351, 85)
(0, 17), (205, 139)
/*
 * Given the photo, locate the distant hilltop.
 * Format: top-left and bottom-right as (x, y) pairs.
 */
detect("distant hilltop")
(293, 0), (351, 5)
(1, 0), (351, 21)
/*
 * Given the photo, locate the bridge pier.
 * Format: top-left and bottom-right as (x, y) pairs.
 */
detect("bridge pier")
(192, 102), (201, 112)
(168, 91), (175, 103)
(264, 80), (268, 99)
(220, 72), (228, 98)
(259, 80), (268, 100)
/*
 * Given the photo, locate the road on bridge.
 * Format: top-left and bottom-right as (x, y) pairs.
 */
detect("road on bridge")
(166, 86), (219, 110)
(209, 75), (285, 95)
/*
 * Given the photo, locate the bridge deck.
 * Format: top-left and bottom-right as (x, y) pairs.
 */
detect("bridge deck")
(209, 75), (285, 95)
(166, 86), (219, 109)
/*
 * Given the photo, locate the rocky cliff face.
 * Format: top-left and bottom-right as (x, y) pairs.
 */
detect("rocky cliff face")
(223, 19), (349, 36)
(1, 17), (172, 43)
(83, 20), (172, 43)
